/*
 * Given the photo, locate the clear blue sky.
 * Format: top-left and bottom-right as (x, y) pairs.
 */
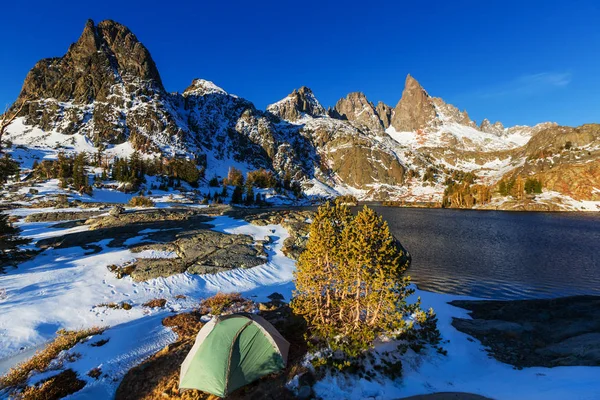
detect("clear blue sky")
(1, 0), (598, 127)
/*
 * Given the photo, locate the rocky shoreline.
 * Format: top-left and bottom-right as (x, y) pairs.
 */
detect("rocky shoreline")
(450, 296), (600, 368)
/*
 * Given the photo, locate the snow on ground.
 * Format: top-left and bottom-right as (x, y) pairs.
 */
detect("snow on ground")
(0, 207), (599, 399)
(0, 212), (295, 397)
(313, 288), (600, 400)
(385, 124), (523, 152)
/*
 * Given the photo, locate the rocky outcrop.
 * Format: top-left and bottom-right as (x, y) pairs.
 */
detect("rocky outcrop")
(332, 92), (385, 132)
(391, 74), (438, 132)
(479, 119), (504, 135)
(129, 231), (266, 281)
(266, 86), (327, 122)
(376, 101), (393, 129)
(24, 210), (105, 222)
(451, 296), (600, 368)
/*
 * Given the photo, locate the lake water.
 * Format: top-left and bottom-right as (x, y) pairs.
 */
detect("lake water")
(362, 207), (600, 300)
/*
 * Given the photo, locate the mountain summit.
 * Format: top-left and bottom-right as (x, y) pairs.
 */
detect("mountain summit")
(266, 87), (327, 122)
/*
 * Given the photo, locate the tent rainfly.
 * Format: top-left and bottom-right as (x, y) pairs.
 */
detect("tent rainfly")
(179, 313), (290, 397)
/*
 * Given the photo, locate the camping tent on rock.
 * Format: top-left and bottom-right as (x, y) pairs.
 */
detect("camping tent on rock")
(179, 313), (290, 397)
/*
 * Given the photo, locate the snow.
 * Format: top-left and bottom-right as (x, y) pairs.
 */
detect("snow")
(312, 289), (600, 400)
(0, 206), (599, 398)
(0, 212), (295, 397)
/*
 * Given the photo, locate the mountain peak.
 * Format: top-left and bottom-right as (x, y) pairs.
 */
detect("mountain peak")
(18, 19), (163, 104)
(332, 92), (386, 132)
(266, 86), (327, 121)
(391, 74), (437, 132)
(184, 79), (228, 96)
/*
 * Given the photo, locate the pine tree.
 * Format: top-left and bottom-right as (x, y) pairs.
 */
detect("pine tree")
(0, 154), (19, 183)
(0, 214), (31, 267)
(245, 185), (255, 205)
(231, 185), (244, 204)
(291, 203), (416, 363)
(291, 202), (353, 345)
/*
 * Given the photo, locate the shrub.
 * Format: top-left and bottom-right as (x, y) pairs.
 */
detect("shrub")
(143, 298), (167, 308)
(198, 292), (254, 315)
(18, 369), (86, 399)
(128, 196), (155, 208)
(0, 327), (105, 390)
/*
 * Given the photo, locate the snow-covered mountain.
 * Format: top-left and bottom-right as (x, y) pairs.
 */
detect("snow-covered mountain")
(4, 19), (600, 206)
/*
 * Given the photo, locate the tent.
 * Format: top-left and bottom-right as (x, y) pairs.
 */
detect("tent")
(179, 313), (290, 397)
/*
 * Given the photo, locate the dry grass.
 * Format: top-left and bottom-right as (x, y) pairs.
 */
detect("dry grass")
(143, 298), (167, 308)
(87, 367), (102, 380)
(18, 369), (86, 400)
(96, 302), (133, 310)
(162, 312), (204, 339)
(128, 196), (155, 208)
(0, 327), (105, 390)
(198, 292), (254, 316)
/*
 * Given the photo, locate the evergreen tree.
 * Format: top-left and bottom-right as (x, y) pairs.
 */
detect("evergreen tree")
(291, 203), (416, 362)
(221, 183), (228, 198)
(0, 154), (19, 183)
(245, 185), (255, 205)
(0, 214), (31, 267)
(498, 180), (507, 196)
(231, 185), (244, 204)
(226, 167), (244, 186)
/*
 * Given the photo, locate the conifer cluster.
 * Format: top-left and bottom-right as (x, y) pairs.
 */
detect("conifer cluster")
(292, 201), (418, 362)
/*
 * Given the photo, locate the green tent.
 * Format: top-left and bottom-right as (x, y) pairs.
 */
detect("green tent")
(179, 313), (290, 397)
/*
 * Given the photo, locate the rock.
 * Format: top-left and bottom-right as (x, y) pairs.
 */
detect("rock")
(480, 118), (505, 135)
(266, 86), (327, 122)
(332, 92), (385, 132)
(24, 210), (104, 222)
(130, 259), (187, 281)
(535, 333), (600, 365)
(28, 188), (39, 195)
(109, 205), (125, 216)
(391, 74), (438, 132)
(450, 295), (600, 367)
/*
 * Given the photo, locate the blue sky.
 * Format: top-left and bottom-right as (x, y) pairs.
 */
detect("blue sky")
(1, 0), (598, 127)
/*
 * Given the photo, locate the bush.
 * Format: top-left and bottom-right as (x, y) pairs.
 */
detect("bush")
(0, 327), (105, 390)
(198, 292), (254, 315)
(128, 196), (155, 208)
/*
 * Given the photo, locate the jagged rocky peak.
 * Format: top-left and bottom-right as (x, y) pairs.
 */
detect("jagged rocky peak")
(480, 118), (505, 135)
(391, 74), (438, 132)
(183, 79), (228, 97)
(332, 92), (385, 132)
(19, 19), (163, 103)
(14, 19), (182, 149)
(266, 86), (327, 122)
(376, 102), (393, 129)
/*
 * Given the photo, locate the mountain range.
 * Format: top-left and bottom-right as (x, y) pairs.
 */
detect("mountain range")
(5, 19), (600, 210)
